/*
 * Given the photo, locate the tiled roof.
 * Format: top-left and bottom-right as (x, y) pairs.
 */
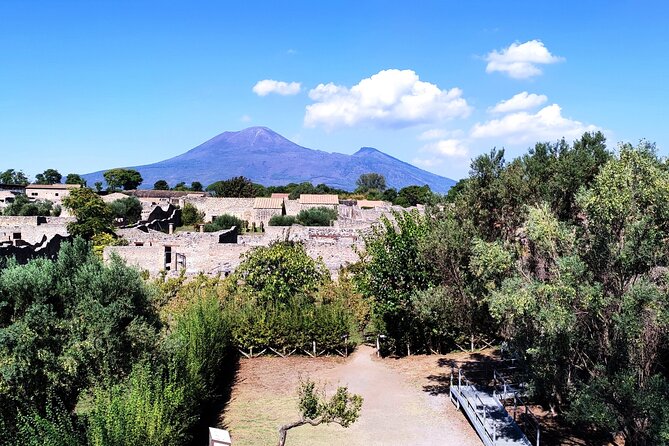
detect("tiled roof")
(299, 194), (339, 205)
(128, 190), (207, 198)
(253, 197), (284, 209)
(26, 184), (81, 190)
(270, 193), (290, 199)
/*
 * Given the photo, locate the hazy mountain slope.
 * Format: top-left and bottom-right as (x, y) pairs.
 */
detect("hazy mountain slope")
(83, 127), (456, 193)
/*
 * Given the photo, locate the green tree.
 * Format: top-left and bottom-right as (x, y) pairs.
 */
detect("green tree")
(0, 169), (29, 185)
(394, 185), (432, 207)
(190, 181), (203, 192)
(3, 194), (59, 217)
(356, 210), (438, 352)
(230, 241), (328, 305)
(296, 207), (337, 226)
(153, 179), (169, 190)
(103, 169), (143, 191)
(65, 173), (87, 186)
(206, 176), (255, 197)
(355, 173), (386, 192)
(62, 188), (114, 239)
(35, 169), (63, 185)
(108, 196), (143, 226)
(278, 379), (363, 446)
(180, 202), (204, 227)
(204, 214), (243, 232)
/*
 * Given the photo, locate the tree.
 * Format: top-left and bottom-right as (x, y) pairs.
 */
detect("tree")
(278, 379), (362, 446)
(355, 173), (386, 192)
(153, 179), (169, 190)
(3, 194), (59, 217)
(296, 207), (337, 226)
(65, 173), (87, 186)
(231, 241), (328, 305)
(34, 169), (62, 185)
(94, 182), (103, 193)
(394, 185), (432, 207)
(206, 176), (255, 197)
(62, 187), (114, 239)
(204, 214), (243, 232)
(180, 202), (204, 227)
(108, 196), (143, 226)
(103, 168), (143, 191)
(0, 169), (29, 185)
(190, 181), (203, 192)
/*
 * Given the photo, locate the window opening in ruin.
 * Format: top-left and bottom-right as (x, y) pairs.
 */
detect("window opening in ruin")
(164, 246), (172, 270)
(12, 232), (21, 240)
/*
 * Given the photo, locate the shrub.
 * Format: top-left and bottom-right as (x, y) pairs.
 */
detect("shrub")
(180, 202), (204, 227)
(204, 214), (243, 232)
(268, 215), (297, 226)
(296, 207), (337, 226)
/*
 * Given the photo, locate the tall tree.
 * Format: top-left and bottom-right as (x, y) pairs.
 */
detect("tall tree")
(0, 169), (29, 185)
(34, 169), (62, 185)
(356, 173), (386, 192)
(206, 176), (255, 197)
(62, 188), (114, 238)
(65, 173), (87, 186)
(103, 168), (143, 191)
(153, 179), (169, 190)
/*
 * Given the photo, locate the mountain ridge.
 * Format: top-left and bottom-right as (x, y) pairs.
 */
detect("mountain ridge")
(82, 127), (456, 193)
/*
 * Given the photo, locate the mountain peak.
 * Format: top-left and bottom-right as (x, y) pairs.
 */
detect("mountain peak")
(354, 146), (382, 156)
(82, 127), (457, 193)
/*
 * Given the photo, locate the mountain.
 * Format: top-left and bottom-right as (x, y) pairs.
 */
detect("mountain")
(82, 127), (457, 193)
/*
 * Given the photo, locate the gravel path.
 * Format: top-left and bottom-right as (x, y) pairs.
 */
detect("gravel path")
(316, 344), (481, 446)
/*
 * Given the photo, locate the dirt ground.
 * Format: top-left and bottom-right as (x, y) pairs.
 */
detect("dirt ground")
(220, 345), (481, 446)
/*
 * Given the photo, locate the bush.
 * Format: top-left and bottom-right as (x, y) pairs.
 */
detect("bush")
(86, 363), (191, 446)
(180, 202), (204, 227)
(108, 196), (142, 225)
(268, 215), (297, 226)
(204, 214), (243, 232)
(296, 207), (337, 226)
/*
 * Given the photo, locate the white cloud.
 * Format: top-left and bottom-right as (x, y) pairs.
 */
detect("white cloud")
(422, 138), (469, 158)
(485, 40), (564, 79)
(471, 104), (599, 144)
(252, 79), (301, 96)
(304, 69), (471, 129)
(412, 157), (444, 169)
(418, 129), (447, 140)
(240, 114), (252, 123)
(489, 92), (548, 113)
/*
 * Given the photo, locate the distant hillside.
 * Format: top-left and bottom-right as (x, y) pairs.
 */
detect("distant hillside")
(82, 127), (456, 193)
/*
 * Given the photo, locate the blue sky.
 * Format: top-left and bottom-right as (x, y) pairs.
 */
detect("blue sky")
(1, 1), (667, 182)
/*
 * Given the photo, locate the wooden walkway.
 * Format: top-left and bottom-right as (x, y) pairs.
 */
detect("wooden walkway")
(450, 370), (535, 446)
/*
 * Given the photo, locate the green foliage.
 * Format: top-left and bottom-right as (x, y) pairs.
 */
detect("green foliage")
(204, 213), (243, 232)
(86, 362), (190, 446)
(231, 241), (328, 305)
(206, 176), (255, 197)
(180, 202), (205, 226)
(153, 179), (169, 190)
(278, 379), (363, 446)
(296, 206), (337, 226)
(16, 400), (84, 446)
(103, 168), (143, 191)
(65, 174), (86, 186)
(108, 196), (142, 226)
(0, 239), (160, 441)
(62, 188), (114, 239)
(356, 210), (438, 349)
(3, 194), (59, 216)
(0, 168), (29, 185)
(190, 181), (203, 192)
(394, 184), (432, 207)
(35, 169), (63, 185)
(268, 214), (297, 226)
(355, 173), (386, 192)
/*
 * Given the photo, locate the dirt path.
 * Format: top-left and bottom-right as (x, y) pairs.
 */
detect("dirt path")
(222, 345), (480, 446)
